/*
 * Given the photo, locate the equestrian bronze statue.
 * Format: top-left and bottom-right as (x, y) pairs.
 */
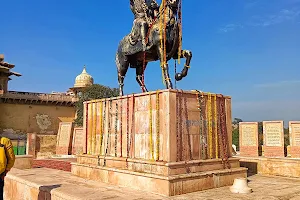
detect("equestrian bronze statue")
(116, 0), (192, 96)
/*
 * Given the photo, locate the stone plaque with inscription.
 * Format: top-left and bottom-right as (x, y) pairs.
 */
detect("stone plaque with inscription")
(289, 121), (300, 158)
(241, 123), (257, 146)
(290, 121), (300, 146)
(239, 122), (258, 157)
(264, 122), (283, 147)
(56, 122), (74, 155)
(72, 128), (84, 155)
(263, 121), (284, 157)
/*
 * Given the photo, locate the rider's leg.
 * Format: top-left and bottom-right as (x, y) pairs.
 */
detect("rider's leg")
(140, 21), (148, 51)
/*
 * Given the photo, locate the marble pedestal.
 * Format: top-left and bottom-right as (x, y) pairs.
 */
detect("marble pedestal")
(71, 90), (247, 196)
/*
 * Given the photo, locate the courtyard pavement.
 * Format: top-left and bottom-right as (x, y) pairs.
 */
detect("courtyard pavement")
(7, 168), (300, 200)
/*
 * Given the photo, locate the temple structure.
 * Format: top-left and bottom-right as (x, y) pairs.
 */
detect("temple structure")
(0, 54), (21, 94)
(69, 66), (94, 97)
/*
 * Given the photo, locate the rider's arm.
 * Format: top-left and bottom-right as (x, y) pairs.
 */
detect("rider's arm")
(4, 139), (15, 172)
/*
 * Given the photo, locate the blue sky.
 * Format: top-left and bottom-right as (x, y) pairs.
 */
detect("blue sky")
(1, 0), (300, 123)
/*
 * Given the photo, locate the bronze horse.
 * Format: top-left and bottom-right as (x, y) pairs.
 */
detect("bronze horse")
(116, 0), (192, 96)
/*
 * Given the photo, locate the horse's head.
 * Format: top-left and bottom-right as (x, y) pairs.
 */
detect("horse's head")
(166, 0), (180, 14)
(167, 0), (179, 8)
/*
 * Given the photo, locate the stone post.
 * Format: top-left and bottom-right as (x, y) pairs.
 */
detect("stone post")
(26, 133), (37, 158)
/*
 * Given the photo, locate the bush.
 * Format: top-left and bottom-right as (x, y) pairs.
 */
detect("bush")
(232, 128), (239, 151)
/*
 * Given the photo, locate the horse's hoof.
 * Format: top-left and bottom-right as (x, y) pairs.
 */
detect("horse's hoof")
(167, 82), (173, 89)
(175, 73), (183, 81)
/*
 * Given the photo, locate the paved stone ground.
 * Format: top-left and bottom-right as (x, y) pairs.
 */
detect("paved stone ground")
(7, 168), (300, 200)
(171, 175), (300, 200)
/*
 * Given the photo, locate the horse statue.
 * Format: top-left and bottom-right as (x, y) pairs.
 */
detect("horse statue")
(116, 0), (192, 96)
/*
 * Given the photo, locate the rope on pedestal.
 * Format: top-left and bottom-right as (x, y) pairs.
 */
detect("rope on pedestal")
(120, 98), (123, 157)
(114, 101), (118, 157)
(149, 93), (154, 160)
(92, 101), (97, 155)
(85, 103), (89, 154)
(214, 94), (219, 159)
(155, 91), (160, 161)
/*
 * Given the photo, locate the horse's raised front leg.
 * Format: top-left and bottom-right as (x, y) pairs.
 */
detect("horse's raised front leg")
(157, 47), (173, 89)
(175, 50), (192, 81)
(136, 65), (148, 93)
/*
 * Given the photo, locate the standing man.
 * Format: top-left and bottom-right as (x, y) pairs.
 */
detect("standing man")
(0, 137), (15, 200)
(129, 0), (159, 51)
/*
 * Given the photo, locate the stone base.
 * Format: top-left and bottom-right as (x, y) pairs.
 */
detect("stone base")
(240, 146), (258, 157)
(71, 155), (247, 196)
(33, 158), (76, 172)
(263, 146), (285, 157)
(239, 156), (300, 178)
(13, 155), (33, 169)
(290, 146), (300, 158)
(55, 146), (70, 155)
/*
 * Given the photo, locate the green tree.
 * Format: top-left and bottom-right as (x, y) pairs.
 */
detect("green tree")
(74, 84), (119, 127)
(258, 122), (263, 145)
(232, 118), (242, 151)
(232, 128), (239, 151)
(284, 127), (290, 147)
(233, 118), (243, 125)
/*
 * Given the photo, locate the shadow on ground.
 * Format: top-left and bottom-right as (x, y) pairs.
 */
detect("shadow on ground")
(38, 184), (61, 200)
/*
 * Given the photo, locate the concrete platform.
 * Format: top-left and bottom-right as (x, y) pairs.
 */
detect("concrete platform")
(238, 156), (300, 178)
(4, 168), (300, 200)
(71, 155), (247, 196)
(13, 155), (33, 169)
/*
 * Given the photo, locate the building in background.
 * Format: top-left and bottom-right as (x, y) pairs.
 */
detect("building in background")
(0, 54), (21, 94)
(0, 54), (94, 137)
(69, 65), (94, 97)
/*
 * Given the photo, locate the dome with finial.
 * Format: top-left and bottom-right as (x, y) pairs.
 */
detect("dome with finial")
(74, 65), (94, 88)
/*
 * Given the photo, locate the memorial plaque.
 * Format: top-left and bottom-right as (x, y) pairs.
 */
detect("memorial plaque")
(72, 128), (84, 154)
(289, 121), (300, 158)
(239, 122), (258, 157)
(264, 122), (283, 147)
(59, 124), (71, 146)
(263, 121), (284, 157)
(240, 123), (257, 146)
(290, 121), (300, 146)
(56, 122), (73, 155)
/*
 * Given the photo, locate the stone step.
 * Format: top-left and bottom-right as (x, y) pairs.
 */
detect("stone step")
(33, 158), (76, 172)
(4, 168), (164, 200)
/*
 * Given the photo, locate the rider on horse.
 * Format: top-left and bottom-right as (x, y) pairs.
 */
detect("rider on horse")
(129, 0), (159, 51)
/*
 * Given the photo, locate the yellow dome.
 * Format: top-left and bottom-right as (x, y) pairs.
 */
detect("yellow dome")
(74, 65), (94, 88)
